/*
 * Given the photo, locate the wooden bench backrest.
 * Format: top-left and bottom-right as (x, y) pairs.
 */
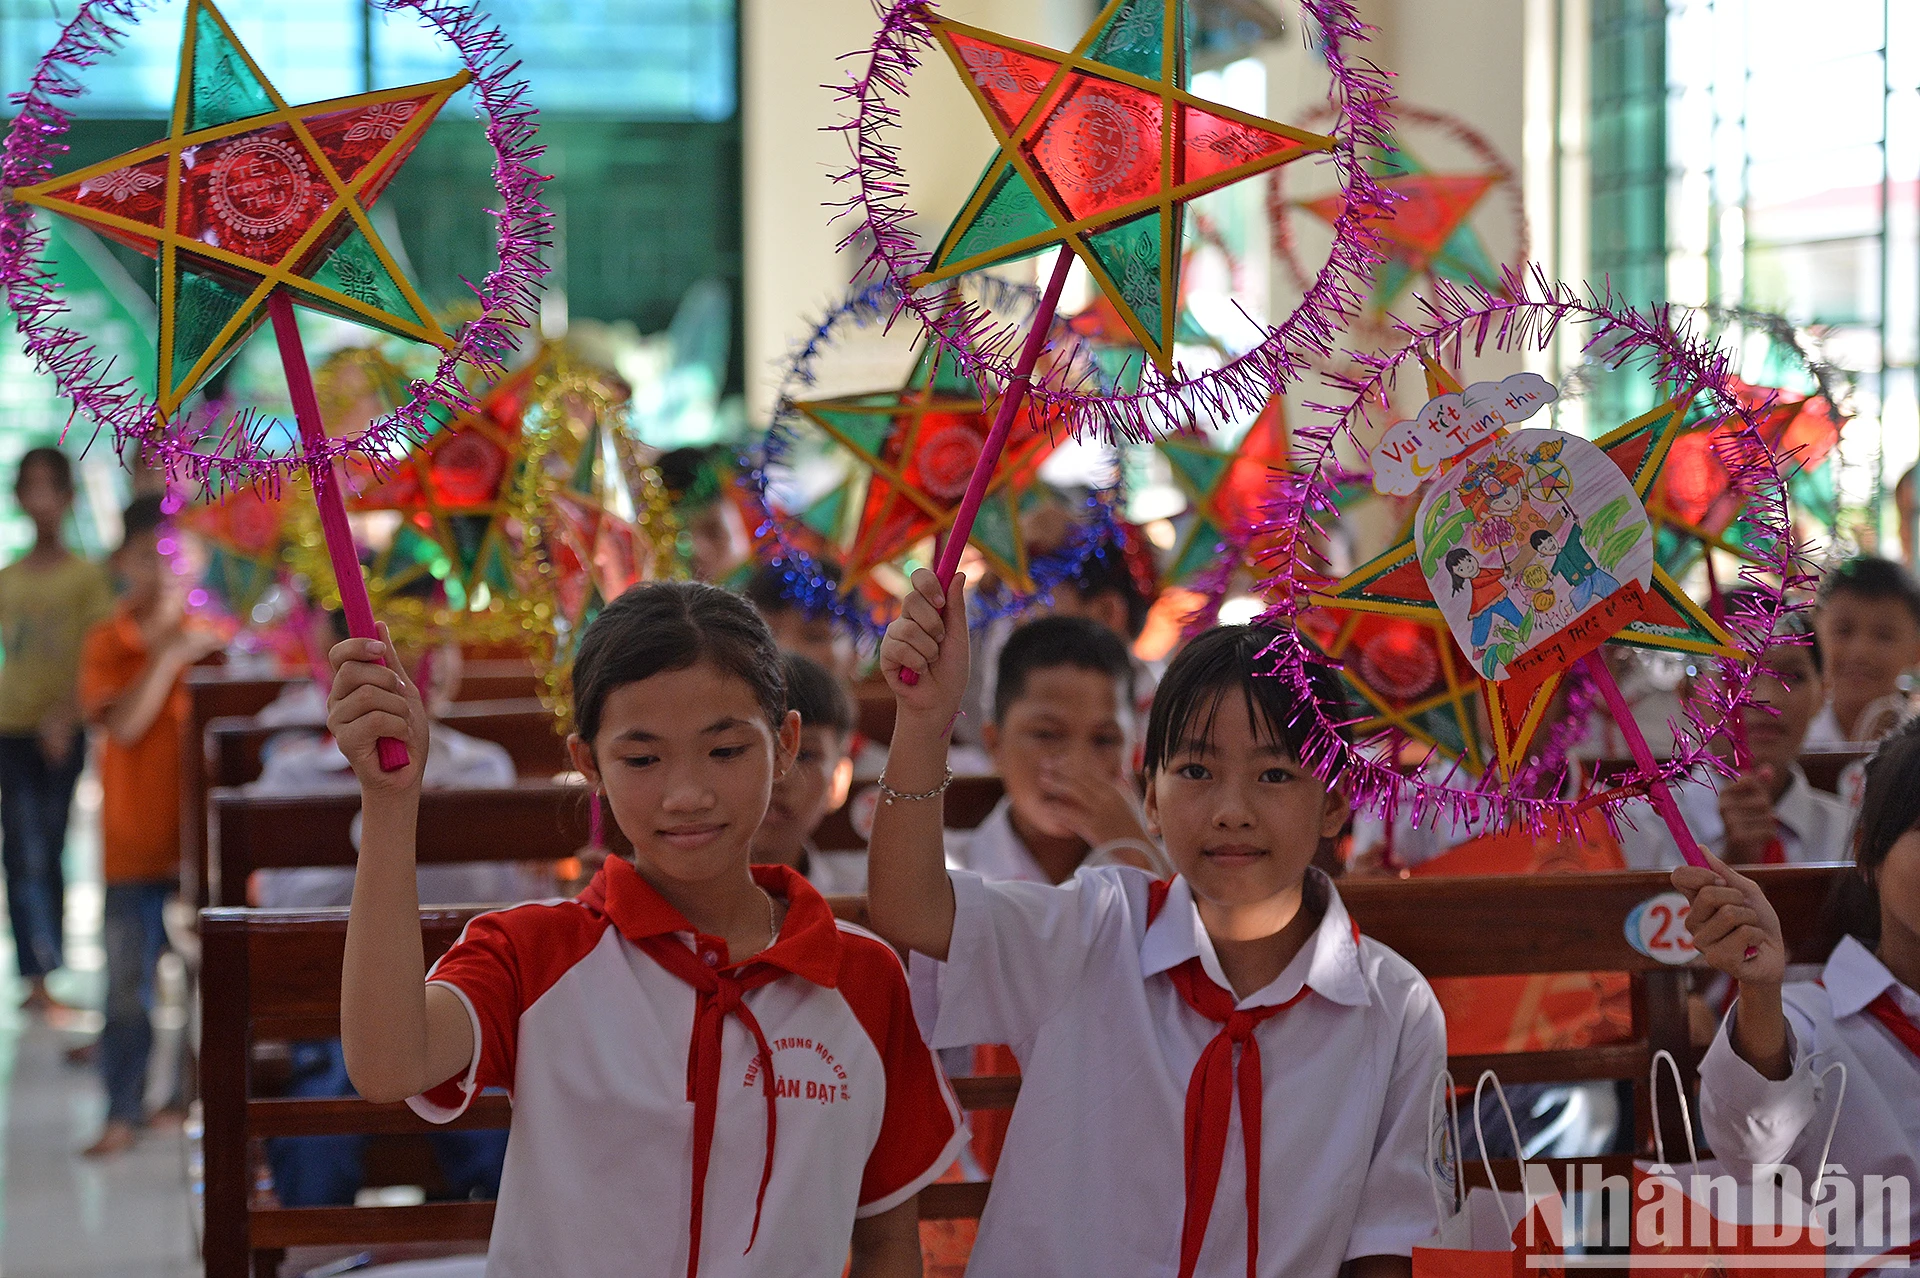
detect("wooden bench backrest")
(1590, 752), (1872, 797)
(200, 866), (1849, 1271)
(206, 782), (623, 908)
(814, 775), (1004, 851)
(204, 699), (567, 791)
(208, 774), (1006, 902)
(182, 664), (544, 906)
(184, 673), (304, 908)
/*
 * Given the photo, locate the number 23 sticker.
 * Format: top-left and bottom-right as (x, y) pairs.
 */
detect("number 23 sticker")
(1625, 891), (1697, 964)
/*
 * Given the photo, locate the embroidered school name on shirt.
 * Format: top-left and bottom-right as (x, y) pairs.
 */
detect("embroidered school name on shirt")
(742, 1036), (853, 1104)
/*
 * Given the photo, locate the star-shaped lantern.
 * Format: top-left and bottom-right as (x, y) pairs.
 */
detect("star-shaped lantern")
(1301, 135), (1503, 316)
(178, 480), (294, 621)
(1314, 366), (1741, 777)
(1650, 378), (1840, 575)
(10, 0), (464, 417)
(1157, 395), (1370, 594)
(509, 359), (677, 724)
(336, 357), (545, 617)
(1156, 394), (1296, 585)
(791, 335), (1059, 592)
(1298, 607), (1486, 772)
(913, 0), (1333, 373)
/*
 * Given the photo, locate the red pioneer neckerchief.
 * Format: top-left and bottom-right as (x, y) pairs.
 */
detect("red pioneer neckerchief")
(1147, 879), (1357, 1278)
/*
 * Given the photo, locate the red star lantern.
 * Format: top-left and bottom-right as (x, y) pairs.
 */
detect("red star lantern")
(790, 335), (1061, 591)
(914, 0), (1333, 372)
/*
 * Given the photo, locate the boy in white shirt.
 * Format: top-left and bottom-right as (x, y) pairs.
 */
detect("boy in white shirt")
(750, 652), (864, 894)
(1805, 556), (1920, 747)
(949, 614), (1166, 883)
(1621, 613), (1852, 869)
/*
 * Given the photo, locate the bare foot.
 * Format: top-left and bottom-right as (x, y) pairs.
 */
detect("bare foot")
(21, 982), (75, 1014)
(147, 1105), (189, 1131)
(81, 1120), (138, 1158)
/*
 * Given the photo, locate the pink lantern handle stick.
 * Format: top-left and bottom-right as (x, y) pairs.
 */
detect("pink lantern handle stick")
(900, 243), (1075, 687)
(1579, 650), (1706, 867)
(267, 292), (410, 772)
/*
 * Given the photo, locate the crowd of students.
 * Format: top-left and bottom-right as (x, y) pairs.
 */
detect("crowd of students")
(2, 439), (1916, 1274)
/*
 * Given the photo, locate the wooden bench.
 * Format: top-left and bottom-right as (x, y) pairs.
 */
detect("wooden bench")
(814, 775), (1004, 852)
(200, 866), (1849, 1273)
(204, 699), (568, 792)
(1590, 751), (1872, 797)
(207, 773), (1007, 902)
(206, 782), (620, 909)
(182, 664), (545, 907)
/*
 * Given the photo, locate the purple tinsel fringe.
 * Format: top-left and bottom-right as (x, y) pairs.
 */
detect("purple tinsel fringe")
(0, 0), (551, 493)
(825, 0), (1397, 445)
(1253, 265), (1811, 833)
(742, 277), (1121, 642)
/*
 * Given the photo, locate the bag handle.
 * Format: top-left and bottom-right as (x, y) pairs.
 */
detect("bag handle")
(1648, 1048), (1701, 1172)
(1472, 1069), (1531, 1236)
(1426, 1068), (1465, 1230)
(1808, 1060), (1848, 1205)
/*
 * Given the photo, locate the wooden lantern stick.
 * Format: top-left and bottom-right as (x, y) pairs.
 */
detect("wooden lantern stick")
(900, 242), (1075, 687)
(267, 291), (410, 771)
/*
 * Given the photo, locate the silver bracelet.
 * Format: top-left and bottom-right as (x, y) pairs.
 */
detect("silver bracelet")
(876, 767), (954, 806)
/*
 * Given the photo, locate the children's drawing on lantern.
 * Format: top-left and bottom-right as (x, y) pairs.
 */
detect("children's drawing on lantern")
(1415, 428), (1654, 680)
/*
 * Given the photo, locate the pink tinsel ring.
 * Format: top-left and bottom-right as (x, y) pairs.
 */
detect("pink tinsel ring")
(0, 0), (550, 490)
(1254, 266), (1813, 833)
(828, 0), (1397, 445)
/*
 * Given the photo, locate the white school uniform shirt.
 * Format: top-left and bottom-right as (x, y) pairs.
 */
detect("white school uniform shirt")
(909, 864), (1446, 1277)
(245, 723), (549, 907)
(1698, 937), (1920, 1268)
(1616, 764), (1855, 869)
(796, 842), (869, 896)
(1803, 696), (1915, 751)
(411, 859), (965, 1278)
(945, 795), (1173, 881)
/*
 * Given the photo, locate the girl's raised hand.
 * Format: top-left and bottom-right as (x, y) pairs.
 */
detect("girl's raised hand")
(327, 622), (429, 794)
(880, 568), (969, 724)
(1671, 849), (1786, 987)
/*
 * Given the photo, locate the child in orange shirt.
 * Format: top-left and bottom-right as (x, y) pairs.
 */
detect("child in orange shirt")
(77, 496), (221, 1156)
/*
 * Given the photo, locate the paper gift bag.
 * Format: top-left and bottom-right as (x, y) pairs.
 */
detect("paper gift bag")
(1414, 1070), (1567, 1278)
(1627, 1051), (1834, 1277)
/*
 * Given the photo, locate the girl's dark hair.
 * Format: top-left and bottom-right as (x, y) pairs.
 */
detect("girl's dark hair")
(1142, 625), (1350, 777)
(570, 581), (786, 747)
(15, 446), (72, 496)
(1821, 716), (1920, 952)
(1444, 547), (1473, 593)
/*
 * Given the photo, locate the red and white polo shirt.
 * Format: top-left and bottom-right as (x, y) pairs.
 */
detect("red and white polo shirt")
(409, 859), (964, 1277)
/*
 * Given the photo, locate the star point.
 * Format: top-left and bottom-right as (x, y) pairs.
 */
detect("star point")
(11, 0), (465, 415)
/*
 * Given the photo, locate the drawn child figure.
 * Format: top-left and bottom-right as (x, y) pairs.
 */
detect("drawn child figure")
(1445, 548), (1526, 656)
(1461, 458), (1549, 556)
(1529, 522), (1620, 614)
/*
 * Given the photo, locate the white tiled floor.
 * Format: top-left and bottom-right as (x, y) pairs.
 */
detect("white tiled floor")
(0, 774), (201, 1277)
